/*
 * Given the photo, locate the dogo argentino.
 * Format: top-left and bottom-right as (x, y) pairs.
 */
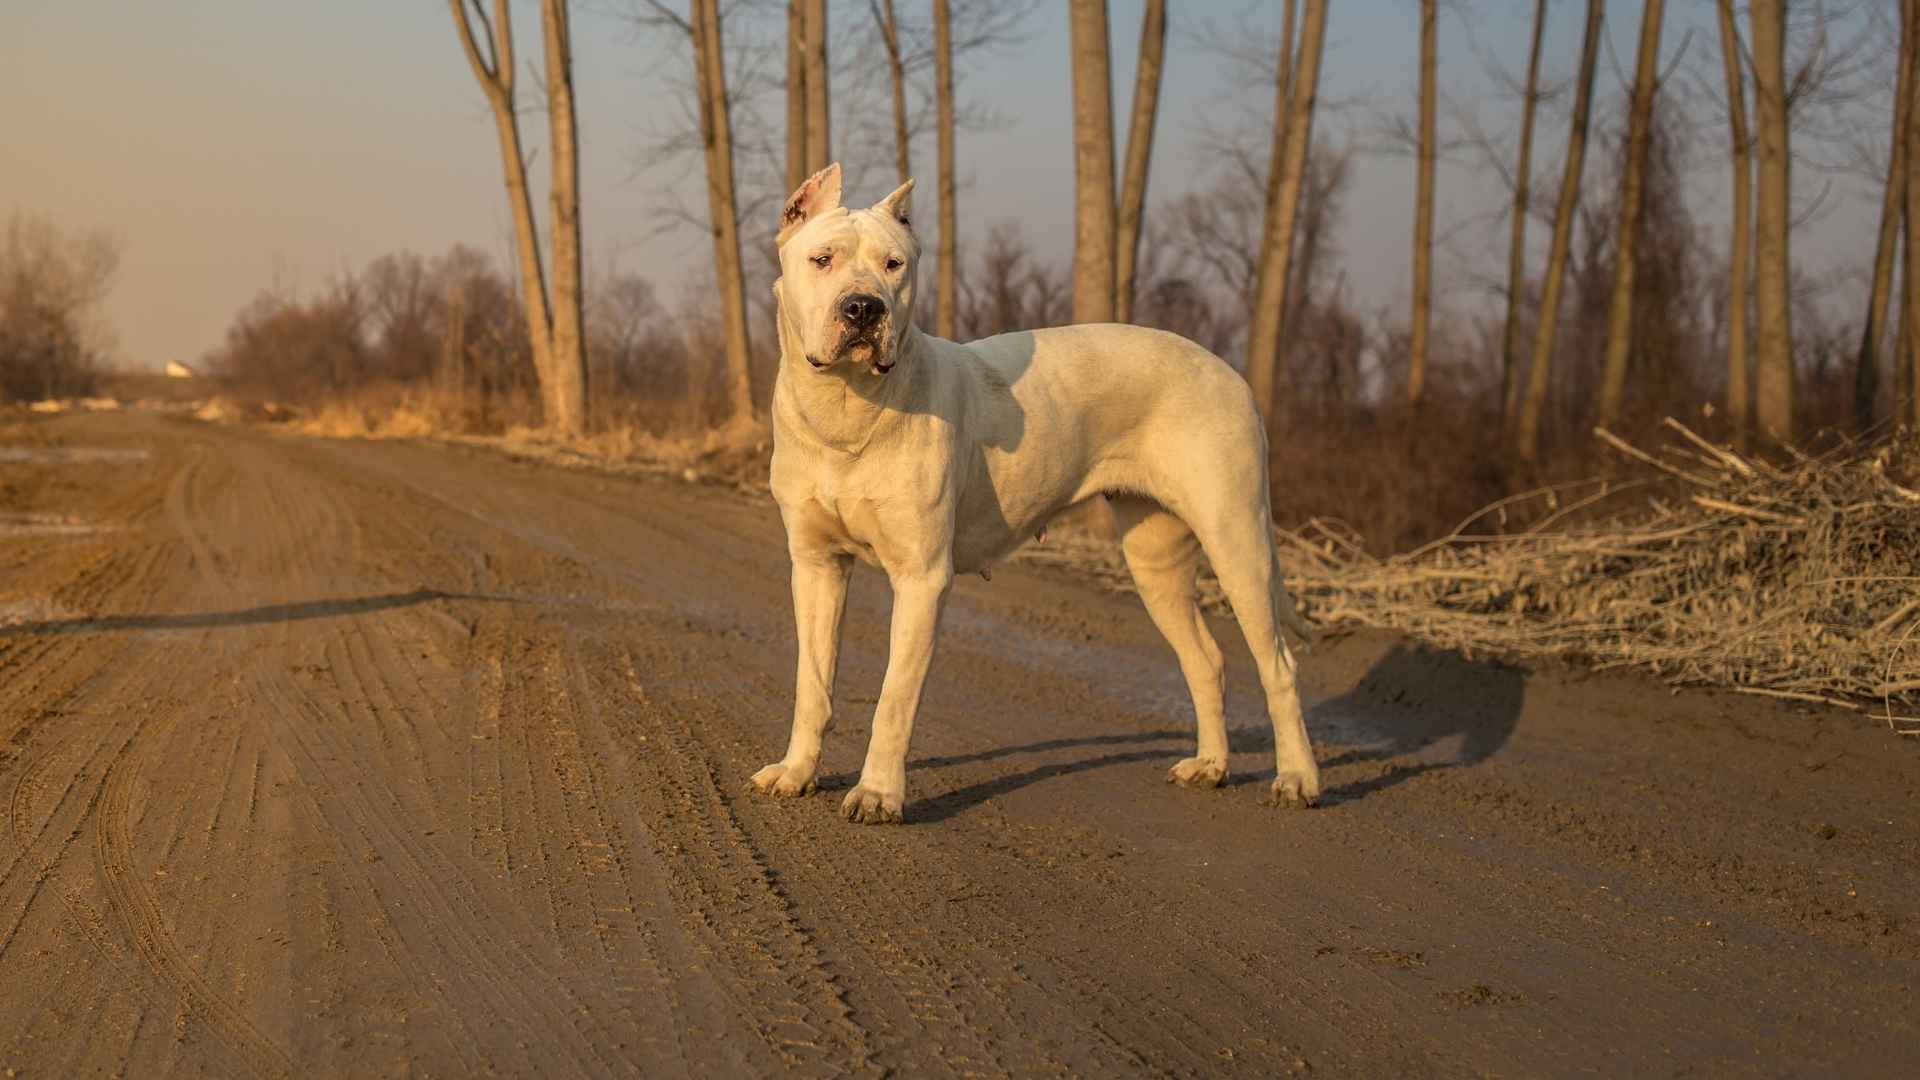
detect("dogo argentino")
(749, 163), (1321, 823)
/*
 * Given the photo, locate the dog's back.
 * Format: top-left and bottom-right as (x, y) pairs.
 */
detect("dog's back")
(931, 322), (1269, 571)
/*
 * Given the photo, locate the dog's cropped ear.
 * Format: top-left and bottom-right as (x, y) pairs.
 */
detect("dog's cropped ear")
(779, 163), (843, 246)
(873, 179), (914, 229)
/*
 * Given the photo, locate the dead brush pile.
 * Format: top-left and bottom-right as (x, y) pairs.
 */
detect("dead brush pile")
(1280, 420), (1920, 732)
(1020, 420), (1920, 732)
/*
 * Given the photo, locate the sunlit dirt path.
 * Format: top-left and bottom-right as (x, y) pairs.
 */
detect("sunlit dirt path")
(0, 411), (1914, 1077)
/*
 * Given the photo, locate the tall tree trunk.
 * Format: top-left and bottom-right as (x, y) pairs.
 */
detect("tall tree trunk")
(1596, 0), (1666, 429)
(1514, 0), (1602, 462)
(1114, 0), (1167, 325)
(1288, 150), (1332, 345)
(803, 0), (830, 174)
(1069, 0), (1117, 325)
(786, 0), (807, 194)
(1407, 0), (1438, 407)
(1244, 0), (1329, 422)
(449, 1), (556, 415)
(873, 0), (911, 183)
(1749, 0), (1794, 441)
(1859, 1), (1915, 430)
(540, 0), (587, 436)
(1501, 0), (1547, 428)
(1907, 0), (1920, 426)
(1254, 0), (1298, 315)
(691, 0), (755, 421)
(449, 0), (553, 381)
(934, 0), (958, 339)
(1901, 289), (1914, 420)
(1717, 0), (1753, 448)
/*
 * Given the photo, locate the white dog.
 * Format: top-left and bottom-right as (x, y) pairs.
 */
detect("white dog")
(749, 164), (1322, 823)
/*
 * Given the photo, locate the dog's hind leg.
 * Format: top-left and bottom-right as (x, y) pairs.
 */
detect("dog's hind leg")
(1188, 501), (1322, 809)
(1114, 498), (1229, 789)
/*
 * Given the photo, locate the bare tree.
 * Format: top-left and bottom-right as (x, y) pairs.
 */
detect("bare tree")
(935, 0), (958, 338)
(872, 0), (912, 183)
(450, 2), (551, 404)
(1749, 0), (1794, 440)
(1514, 0), (1602, 461)
(1500, 0), (1548, 426)
(1907, 0), (1920, 425)
(0, 211), (121, 401)
(1716, 0), (1754, 446)
(1114, 0), (1167, 325)
(540, 0), (588, 435)
(1900, 285), (1914, 419)
(787, 1), (808, 193)
(1266, 0), (1299, 245)
(685, 0), (756, 419)
(804, 0), (831, 174)
(1407, 0), (1438, 407)
(1858, 0), (1914, 430)
(449, 0), (588, 435)
(1245, 0), (1330, 422)
(1069, 0), (1117, 324)
(1596, 0), (1667, 428)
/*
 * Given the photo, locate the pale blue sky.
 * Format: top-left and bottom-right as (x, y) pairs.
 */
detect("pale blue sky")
(2, 1), (1885, 369)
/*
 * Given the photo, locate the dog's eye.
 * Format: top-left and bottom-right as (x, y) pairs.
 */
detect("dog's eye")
(885, 257), (903, 271)
(811, 253), (832, 269)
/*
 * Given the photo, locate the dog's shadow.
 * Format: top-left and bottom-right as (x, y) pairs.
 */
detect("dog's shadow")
(815, 642), (1527, 822)
(1301, 642), (1527, 805)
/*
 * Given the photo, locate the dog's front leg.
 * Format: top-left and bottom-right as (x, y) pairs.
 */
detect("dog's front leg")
(842, 566), (953, 824)
(751, 551), (852, 798)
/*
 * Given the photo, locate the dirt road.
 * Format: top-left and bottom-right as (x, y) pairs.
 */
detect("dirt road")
(1, 410), (1915, 1077)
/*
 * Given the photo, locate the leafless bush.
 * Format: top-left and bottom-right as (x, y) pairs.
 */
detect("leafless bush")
(207, 243), (737, 439)
(955, 222), (1070, 338)
(0, 210), (121, 401)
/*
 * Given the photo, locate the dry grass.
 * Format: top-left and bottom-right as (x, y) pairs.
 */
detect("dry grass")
(255, 381), (775, 488)
(1023, 421), (1920, 734)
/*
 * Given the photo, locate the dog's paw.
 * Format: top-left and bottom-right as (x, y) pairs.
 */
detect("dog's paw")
(840, 784), (904, 824)
(1265, 771), (1322, 809)
(1166, 756), (1228, 789)
(748, 761), (817, 798)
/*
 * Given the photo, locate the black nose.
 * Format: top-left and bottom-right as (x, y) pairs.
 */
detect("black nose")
(839, 293), (884, 329)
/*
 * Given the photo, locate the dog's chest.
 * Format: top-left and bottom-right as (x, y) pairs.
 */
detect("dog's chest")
(776, 461), (910, 568)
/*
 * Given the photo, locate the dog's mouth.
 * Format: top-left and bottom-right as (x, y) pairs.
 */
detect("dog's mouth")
(842, 336), (891, 374)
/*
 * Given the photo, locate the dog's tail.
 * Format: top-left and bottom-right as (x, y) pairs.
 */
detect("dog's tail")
(1271, 549), (1318, 653)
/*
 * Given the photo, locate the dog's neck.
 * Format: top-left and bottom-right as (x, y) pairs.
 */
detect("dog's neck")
(775, 325), (926, 456)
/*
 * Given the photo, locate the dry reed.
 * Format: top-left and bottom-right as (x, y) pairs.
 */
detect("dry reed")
(1019, 420), (1920, 734)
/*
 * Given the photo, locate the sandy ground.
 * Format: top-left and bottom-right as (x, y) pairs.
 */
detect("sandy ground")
(0, 410), (1915, 1078)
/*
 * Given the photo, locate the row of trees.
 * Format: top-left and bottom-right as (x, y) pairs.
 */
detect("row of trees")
(423, 1), (1916, 459)
(207, 224), (1182, 418)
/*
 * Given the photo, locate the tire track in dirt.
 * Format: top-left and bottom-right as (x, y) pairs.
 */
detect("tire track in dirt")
(62, 445), (301, 1076)
(545, 622), (755, 1075)
(0, 446), (195, 989)
(94, 715), (294, 1078)
(627, 626), (1294, 1076)
(598, 641), (874, 1076)
(246, 445), (670, 1073)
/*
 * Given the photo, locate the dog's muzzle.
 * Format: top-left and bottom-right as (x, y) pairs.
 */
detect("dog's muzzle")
(839, 293), (884, 330)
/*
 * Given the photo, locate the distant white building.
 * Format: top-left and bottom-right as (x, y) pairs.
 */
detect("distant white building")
(164, 360), (198, 379)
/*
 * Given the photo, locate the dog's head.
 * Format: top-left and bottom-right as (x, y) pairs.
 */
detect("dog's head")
(773, 163), (919, 376)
